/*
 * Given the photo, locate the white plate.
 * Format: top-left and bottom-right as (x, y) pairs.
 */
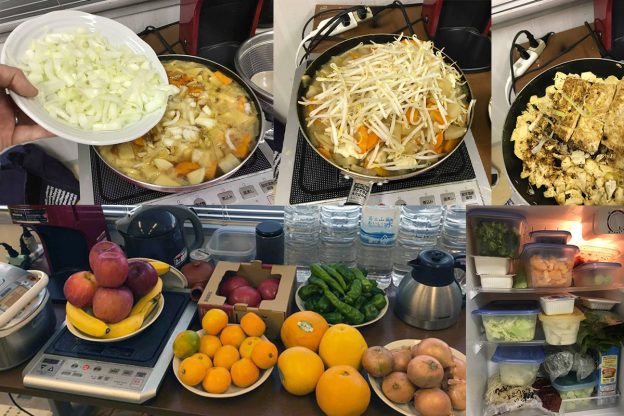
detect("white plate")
(66, 295), (164, 343)
(172, 328), (273, 398)
(369, 339), (466, 416)
(294, 285), (388, 328)
(0, 10), (168, 145)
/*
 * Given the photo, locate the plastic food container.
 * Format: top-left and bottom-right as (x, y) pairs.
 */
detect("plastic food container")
(552, 373), (597, 412)
(491, 345), (545, 386)
(473, 256), (513, 275)
(468, 210), (526, 258)
(480, 274), (514, 289)
(521, 243), (579, 288)
(539, 308), (585, 345)
(579, 297), (620, 310)
(540, 294), (576, 315)
(472, 300), (540, 342)
(206, 226), (256, 262)
(530, 230), (571, 244)
(577, 245), (620, 265)
(572, 262), (622, 287)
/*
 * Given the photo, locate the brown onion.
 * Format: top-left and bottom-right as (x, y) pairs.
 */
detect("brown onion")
(412, 338), (454, 368)
(447, 379), (466, 410)
(413, 388), (453, 416)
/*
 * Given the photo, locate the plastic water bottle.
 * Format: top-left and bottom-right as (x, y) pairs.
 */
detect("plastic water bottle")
(439, 206), (467, 254)
(319, 206), (360, 267)
(284, 205), (320, 282)
(391, 206), (443, 287)
(356, 206), (400, 289)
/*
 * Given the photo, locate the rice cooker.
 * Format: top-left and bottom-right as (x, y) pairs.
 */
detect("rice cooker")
(0, 263), (56, 370)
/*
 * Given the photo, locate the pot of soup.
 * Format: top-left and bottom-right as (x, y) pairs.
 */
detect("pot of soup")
(94, 55), (266, 193)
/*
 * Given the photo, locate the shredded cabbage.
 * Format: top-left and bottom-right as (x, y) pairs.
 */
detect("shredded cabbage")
(19, 28), (176, 131)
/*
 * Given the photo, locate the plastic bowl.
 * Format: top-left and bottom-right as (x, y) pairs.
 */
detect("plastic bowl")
(468, 209), (526, 258)
(540, 294), (576, 315)
(521, 243), (578, 288)
(539, 307), (585, 345)
(491, 345), (545, 386)
(473, 256), (513, 275)
(472, 300), (540, 342)
(206, 226), (256, 262)
(573, 262), (622, 287)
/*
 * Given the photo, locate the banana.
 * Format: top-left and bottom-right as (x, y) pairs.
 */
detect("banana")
(103, 296), (159, 339)
(148, 261), (170, 276)
(66, 302), (110, 337)
(131, 277), (163, 316)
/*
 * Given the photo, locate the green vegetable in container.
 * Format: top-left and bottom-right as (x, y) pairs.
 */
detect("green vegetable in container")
(322, 311), (345, 324)
(323, 289), (365, 325)
(481, 315), (537, 342)
(369, 293), (387, 310)
(298, 284), (322, 300)
(308, 275), (329, 291)
(353, 295), (367, 310)
(344, 279), (362, 304)
(475, 221), (520, 257)
(321, 265), (347, 290)
(361, 303), (379, 322)
(311, 264), (345, 296)
(316, 295), (334, 313)
(334, 264), (355, 283)
(305, 297), (320, 311)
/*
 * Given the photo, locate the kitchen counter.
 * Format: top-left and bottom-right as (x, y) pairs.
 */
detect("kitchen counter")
(0, 286), (465, 416)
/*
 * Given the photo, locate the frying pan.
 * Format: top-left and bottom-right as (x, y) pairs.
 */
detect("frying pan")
(296, 34), (475, 205)
(501, 58), (624, 205)
(93, 54), (267, 193)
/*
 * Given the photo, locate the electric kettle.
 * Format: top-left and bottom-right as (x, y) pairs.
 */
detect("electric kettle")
(116, 206), (205, 268)
(395, 249), (465, 330)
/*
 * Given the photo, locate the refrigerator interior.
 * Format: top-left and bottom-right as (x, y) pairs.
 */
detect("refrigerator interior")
(467, 206), (624, 416)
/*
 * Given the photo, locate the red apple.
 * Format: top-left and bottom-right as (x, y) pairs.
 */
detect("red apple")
(63, 271), (97, 308)
(93, 250), (129, 288)
(227, 286), (261, 307)
(89, 241), (124, 271)
(218, 275), (250, 297)
(92, 286), (133, 323)
(257, 278), (280, 300)
(126, 260), (158, 297)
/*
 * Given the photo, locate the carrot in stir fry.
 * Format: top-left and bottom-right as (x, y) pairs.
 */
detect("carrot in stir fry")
(174, 162), (201, 175)
(214, 71), (233, 85)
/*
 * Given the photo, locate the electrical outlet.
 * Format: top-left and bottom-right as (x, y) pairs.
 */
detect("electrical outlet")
(354, 7), (373, 23)
(314, 13), (358, 38)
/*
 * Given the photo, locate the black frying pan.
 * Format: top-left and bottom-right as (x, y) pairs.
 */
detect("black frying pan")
(502, 58), (624, 205)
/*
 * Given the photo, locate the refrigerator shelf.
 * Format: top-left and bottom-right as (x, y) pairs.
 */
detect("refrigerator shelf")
(470, 285), (624, 299)
(558, 391), (620, 415)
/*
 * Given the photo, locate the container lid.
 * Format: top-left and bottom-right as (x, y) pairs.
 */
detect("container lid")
(552, 373), (597, 392)
(521, 243), (579, 257)
(472, 300), (540, 316)
(530, 230), (572, 243)
(409, 249), (458, 287)
(491, 345), (545, 364)
(580, 296), (620, 305)
(467, 209), (527, 223)
(573, 262), (622, 271)
(206, 226), (256, 257)
(125, 209), (177, 238)
(539, 307), (585, 322)
(479, 274), (516, 278)
(255, 221), (283, 238)
(540, 294), (576, 303)
(190, 249), (211, 262)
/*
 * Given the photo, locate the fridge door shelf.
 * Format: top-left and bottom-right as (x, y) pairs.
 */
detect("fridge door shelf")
(558, 391), (620, 415)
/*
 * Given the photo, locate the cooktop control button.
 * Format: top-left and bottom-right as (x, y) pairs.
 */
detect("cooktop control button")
(239, 185), (258, 199)
(218, 190), (236, 204)
(419, 195), (436, 205)
(460, 189), (476, 203)
(441, 192), (457, 205)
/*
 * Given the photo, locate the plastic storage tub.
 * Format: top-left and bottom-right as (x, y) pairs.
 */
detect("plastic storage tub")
(539, 307), (585, 345)
(540, 294), (576, 315)
(472, 300), (540, 342)
(480, 274), (514, 289)
(579, 297), (620, 310)
(572, 262), (622, 287)
(468, 210), (526, 258)
(530, 230), (571, 244)
(521, 243), (578, 288)
(552, 373), (597, 412)
(473, 256), (513, 275)
(491, 345), (545, 386)
(206, 226), (256, 262)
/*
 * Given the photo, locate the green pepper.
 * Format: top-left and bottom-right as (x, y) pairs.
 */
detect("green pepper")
(334, 264), (355, 283)
(323, 289), (365, 325)
(298, 284), (322, 300)
(321, 265), (347, 290)
(370, 287), (385, 296)
(353, 295), (366, 310)
(322, 311), (345, 324)
(361, 303), (379, 321)
(351, 268), (366, 281)
(316, 295), (334, 313)
(344, 279), (362, 304)
(311, 264), (345, 296)
(370, 293), (387, 310)
(351, 268), (376, 292)
(304, 296), (320, 311)
(308, 276), (329, 291)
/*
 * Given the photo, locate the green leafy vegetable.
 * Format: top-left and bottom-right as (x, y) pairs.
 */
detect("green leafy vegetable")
(475, 221), (520, 257)
(481, 315), (537, 342)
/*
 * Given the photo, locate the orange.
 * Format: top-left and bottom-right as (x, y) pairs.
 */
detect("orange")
(250, 340), (278, 369)
(202, 367), (231, 394)
(191, 353), (212, 370)
(239, 336), (261, 358)
(240, 312), (266, 337)
(280, 311), (329, 352)
(173, 330), (200, 359)
(277, 346), (325, 396)
(318, 324), (367, 369)
(202, 309), (229, 335)
(315, 365), (370, 416)
(213, 345), (240, 370)
(178, 356), (207, 386)
(220, 325), (246, 348)
(199, 335), (222, 358)
(230, 358), (260, 388)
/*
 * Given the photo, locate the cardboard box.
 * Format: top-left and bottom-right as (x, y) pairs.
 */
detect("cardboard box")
(198, 260), (296, 339)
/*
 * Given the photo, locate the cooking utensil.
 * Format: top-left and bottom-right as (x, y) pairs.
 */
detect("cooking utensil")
(296, 34), (475, 205)
(93, 54), (267, 193)
(235, 31), (275, 120)
(395, 249), (465, 330)
(0, 265), (56, 371)
(116, 206), (205, 268)
(501, 58), (624, 204)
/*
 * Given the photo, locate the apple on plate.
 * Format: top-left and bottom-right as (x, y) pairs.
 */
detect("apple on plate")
(92, 250), (129, 288)
(63, 271), (97, 308)
(92, 286), (133, 323)
(89, 241), (124, 271)
(126, 260), (158, 297)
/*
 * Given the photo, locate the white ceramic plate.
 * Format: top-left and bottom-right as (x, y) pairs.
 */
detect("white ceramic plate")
(172, 328), (273, 398)
(0, 10), (168, 145)
(294, 286), (389, 328)
(66, 295), (164, 343)
(369, 339), (466, 416)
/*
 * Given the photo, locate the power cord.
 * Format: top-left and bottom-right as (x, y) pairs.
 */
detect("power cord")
(519, 32), (591, 79)
(507, 30), (539, 104)
(8, 393), (35, 416)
